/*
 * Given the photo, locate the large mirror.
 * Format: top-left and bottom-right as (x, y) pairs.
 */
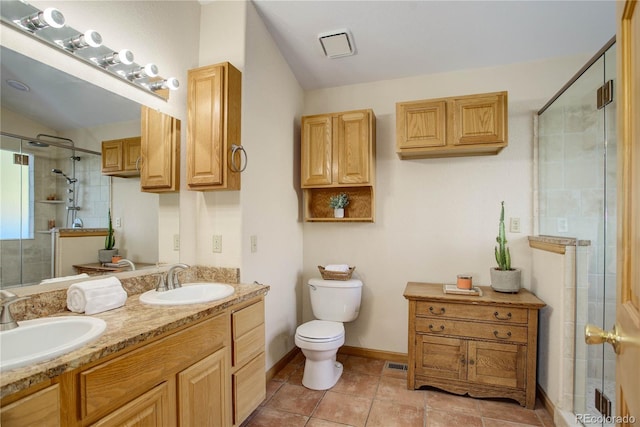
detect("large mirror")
(0, 46), (176, 288)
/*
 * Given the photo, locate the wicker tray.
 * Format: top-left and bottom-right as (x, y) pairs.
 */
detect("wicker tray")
(318, 265), (355, 281)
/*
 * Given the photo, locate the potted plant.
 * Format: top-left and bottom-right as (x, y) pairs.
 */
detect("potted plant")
(98, 209), (118, 263)
(490, 201), (521, 293)
(329, 192), (349, 218)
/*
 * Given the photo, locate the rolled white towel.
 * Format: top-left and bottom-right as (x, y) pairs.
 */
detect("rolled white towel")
(324, 264), (350, 273)
(41, 273), (90, 284)
(67, 276), (128, 315)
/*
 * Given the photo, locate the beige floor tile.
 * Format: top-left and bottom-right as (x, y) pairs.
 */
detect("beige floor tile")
(367, 399), (424, 427)
(266, 383), (324, 416)
(286, 365), (304, 386)
(342, 355), (385, 376)
(271, 361), (299, 382)
(482, 418), (545, 427)
(426, 408), (483, 427)
(313, 390), (372, 427)
(375, 376), (426, 406)
(331, 370), (380, 398)
(425, 389), (480, 413)
(245, 407), (309, 427)
(307, 418), (353, 427)
(381, 363), (408, 379)
(477, 399), (543, 426)
(260, 380), (284, 407)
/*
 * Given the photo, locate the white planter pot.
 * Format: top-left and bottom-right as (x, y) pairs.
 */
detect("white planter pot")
(98, 248), (118, 263)
(490, 268), (521, 293)
(334, 208), (344, 218)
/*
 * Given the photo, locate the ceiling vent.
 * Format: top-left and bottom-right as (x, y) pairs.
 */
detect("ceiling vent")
(318, 30), (355, 59)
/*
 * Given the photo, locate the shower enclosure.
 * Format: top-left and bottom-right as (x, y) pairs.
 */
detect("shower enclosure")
(0, 132), (107, 287)
(538, 38), (616, 425)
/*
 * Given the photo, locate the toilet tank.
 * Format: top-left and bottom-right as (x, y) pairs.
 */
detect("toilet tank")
(309, 278), (363, 322)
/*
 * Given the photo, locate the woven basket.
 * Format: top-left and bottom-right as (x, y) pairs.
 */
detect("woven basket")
(318, 265), (355, 281)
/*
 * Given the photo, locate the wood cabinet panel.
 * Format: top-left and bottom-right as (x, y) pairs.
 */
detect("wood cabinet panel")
(404, 282), (544, 409)
(186, 62), (242, 191)
(234, 323), (265, 368)
(233, 353), (265, 425)
(301, 115), (333, 186)
(178, 348), (230, 427)
(140, 106), (180, 192)
(232, 299), (265, 339)
(101, 137), (141, 177)
(396, 91), (507, 159)
(0, 384), (60, 427)
(90, 382), (171, 427)
(336, 111), (371, 185)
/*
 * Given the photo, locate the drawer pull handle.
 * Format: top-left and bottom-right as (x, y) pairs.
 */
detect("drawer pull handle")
(468, 359), (475, 366)
(429, 324), (445, 332)
(460, 357), (466, 365)
(493, 330), (512, 339)
(429, 306), (446, 315)
(494, 311), (512, 321)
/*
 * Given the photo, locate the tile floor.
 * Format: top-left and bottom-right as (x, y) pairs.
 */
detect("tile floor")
(242, 352), (556, 427)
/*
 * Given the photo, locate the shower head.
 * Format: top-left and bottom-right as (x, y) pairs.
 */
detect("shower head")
(51, 168), (77, 184)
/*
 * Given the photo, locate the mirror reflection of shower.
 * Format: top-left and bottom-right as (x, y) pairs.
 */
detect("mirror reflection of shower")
(43, 134), (83, 228)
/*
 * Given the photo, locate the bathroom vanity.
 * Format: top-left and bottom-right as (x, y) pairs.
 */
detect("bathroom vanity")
(403, 282), (545, 409)
(0, 279), (268, 427)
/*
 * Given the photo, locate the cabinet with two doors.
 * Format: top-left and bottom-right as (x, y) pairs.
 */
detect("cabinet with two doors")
(301, 109), (376, 222)
(403, 282), (545, 409)
(101, 106), (180, 193)
(396, 91), (508, 159)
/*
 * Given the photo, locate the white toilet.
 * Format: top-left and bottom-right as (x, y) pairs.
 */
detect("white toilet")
(295, 278), (363, 390)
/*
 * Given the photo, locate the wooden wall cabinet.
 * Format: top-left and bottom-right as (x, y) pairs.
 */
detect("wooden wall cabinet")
(396, 91), (507, 159)
(140, 106), (181, 193)
(301, 109), (376, 222)
(403, 282), (545, 409)
(101, 137), (141, 177)
(187, 62), (242, 191)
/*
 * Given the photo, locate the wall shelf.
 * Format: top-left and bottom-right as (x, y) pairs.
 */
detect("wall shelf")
(37, 200), (65, 204)
(304, 186), (374, 222)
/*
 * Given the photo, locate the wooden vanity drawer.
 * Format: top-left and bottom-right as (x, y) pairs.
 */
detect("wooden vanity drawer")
(232, 299), (264, 339)
(80, 313), (228, 419)
(234, 323), (265, 367)
(233, 352), (266, 425)
(416, 301), (528, 324)
(415, 317), (528, 343)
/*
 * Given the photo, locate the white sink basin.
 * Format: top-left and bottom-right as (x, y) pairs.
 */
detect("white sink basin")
(0, 316), (106, 371)
(139, 283), (235, 306)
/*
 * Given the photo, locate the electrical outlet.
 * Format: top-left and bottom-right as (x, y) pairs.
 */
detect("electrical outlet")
(212, 235), (222, 253)
(250, 235), (258, 253)
(510, 217), (521, 233)
(557, 218), (569, 233)
(173, 234), (180, 251)
(114, 217), (122, 228)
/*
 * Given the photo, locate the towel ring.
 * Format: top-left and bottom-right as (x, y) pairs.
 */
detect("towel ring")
(230, 144), (247, 172)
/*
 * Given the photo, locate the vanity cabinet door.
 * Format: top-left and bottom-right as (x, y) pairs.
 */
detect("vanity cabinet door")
(0, 384), (60, 427)
(90, 382), (171, 427)
(140, 106), (180, 193)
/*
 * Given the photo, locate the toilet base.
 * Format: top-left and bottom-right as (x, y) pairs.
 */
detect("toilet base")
(302, 357), (343, 390)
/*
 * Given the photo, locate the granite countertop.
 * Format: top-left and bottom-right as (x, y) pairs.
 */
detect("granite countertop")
(0, 281), (269, 399)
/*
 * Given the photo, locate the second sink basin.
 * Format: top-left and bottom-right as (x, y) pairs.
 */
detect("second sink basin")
(139, 283), (235, 306)
(0, 316), (107, 371)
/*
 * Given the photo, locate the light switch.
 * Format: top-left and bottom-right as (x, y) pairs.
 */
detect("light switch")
(212, 235), (222, 253)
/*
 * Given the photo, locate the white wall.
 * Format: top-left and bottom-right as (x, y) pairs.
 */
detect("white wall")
(302, 54), (591, 354)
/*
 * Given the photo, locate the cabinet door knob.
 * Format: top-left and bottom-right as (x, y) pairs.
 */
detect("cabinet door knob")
(429, 306), (445, 315)
(494, 311), (512, 321)
(468, 359), (475, 366)
(460, 357), (466, 365)
(493, 330), (512, 339)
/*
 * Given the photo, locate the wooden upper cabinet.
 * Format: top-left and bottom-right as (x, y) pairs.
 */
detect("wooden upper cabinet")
(186, 62), (242, 191)
(101, 137), (141, 177)
(396, 91), (507, 159)
(140, 106), (180, 193)
(301, 109), (375, 188)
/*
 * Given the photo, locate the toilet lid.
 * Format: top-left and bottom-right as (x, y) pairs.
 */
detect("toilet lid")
(296, 320), (344, 341)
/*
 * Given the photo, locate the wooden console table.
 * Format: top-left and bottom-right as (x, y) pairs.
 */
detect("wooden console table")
(403, 282), (545, 409)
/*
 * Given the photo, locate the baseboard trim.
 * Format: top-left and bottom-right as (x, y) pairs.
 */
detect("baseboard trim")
(338, 345), (408, 364)
(537, 384), (555, 420)
(265, 347), (301, 382)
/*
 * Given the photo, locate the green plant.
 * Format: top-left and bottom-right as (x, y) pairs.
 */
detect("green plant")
(105, 209), (116, 250)
(494, 201), (511, 270)
(329, 192), (350, 209)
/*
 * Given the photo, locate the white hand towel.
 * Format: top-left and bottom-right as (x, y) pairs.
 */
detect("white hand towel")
(324, 264), (350, 273)
(67, 276), (128, 315)
(41, 273), (90, 284)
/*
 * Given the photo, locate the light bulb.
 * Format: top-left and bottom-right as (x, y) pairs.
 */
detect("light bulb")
(16, 7), (65, 31)
(125, 63), (159, 80)
(59, 29), (102, 51)
(93, 49), (135, 67)
(148, 77), (180, 91)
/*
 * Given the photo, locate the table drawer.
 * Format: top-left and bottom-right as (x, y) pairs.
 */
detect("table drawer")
(415, 317), (528, 343)
(416, 301), (528, 324)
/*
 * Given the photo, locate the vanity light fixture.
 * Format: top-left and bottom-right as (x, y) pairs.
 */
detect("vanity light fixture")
(93, 49), (135, 67)
(146, 77), (180, 91)
(124, 63), (159, 81)
(57, 29), (102, 51)
(15, 7), (65, 31)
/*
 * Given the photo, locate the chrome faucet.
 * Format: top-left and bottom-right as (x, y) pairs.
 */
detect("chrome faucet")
(0, 290), (30, 331)
(166, 264), (189, 290)
(116, 259), (136, 271)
